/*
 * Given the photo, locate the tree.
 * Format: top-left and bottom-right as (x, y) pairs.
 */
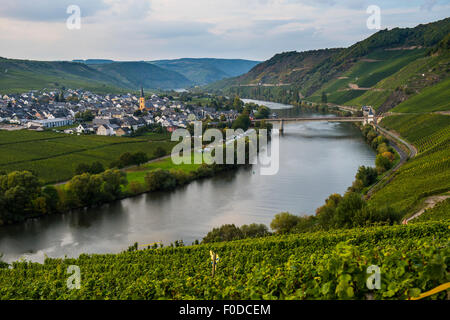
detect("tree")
(270, 212), (300, 234)
(254, 105), (271, 119)
(144, 169), (177, 192)
(232, 113), (251, 131)
(375, 154), (392, 173)
(90, 161), (105, 174)
(132, 152), (148, 166)
(119, 152), (134, 167)
(240, 223), (270, 238)
(321, 91), (328, 103)
(154, 146), (167, 158)
(315, 193), (342, 230)
(202, 224), (243, 243)
(355, 166), (378, 187)
(233, 95), (243, 112)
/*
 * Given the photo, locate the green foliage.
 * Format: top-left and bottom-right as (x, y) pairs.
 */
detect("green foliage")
(0, 221), (447, 299)
(0, 171), (58, 224)
(64, 169), (127, 207)
(144, 168), (177, 192)
(75, 110), (94, 122)
(392, 77), (450, 113)
(315, 192), (401, 230)
(254, 105), (271, 119)
(203, 223), (270, 243)
(231, 113), (251, 131)
(370, 114), (450, 213)
(270, 212), (302, 234)
(0, 130), (175, 183)
(75, 161), (105, 175)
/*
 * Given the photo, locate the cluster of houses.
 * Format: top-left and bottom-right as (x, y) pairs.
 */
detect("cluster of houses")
(0, 89), (239, 136)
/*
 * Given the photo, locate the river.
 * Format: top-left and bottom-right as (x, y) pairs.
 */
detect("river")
(0, 100), (375, 263)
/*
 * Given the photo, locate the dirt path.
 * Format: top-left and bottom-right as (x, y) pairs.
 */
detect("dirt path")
(403, 195), (450, 224)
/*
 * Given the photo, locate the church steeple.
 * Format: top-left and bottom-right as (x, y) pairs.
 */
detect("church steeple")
(139, 86), (145, 111)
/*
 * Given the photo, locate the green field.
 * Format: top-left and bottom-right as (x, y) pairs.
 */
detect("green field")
(0, 221), (447, 299)
(0, 130), (177, 183)
(124, 156), (201, 190)
(369, 114), (450, 214)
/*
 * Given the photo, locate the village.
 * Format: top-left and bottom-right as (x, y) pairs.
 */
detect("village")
(0, 88), (239, 136)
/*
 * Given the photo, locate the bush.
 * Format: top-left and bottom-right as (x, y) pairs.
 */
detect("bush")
(375, 154), (393, 173)
(154, 146), (167, 158)
(355, 166), (378, 187)
(144, 169), (177, 192)
(202, 224), (243, 243)
(270, 212), (301, 234)
(240, 223), (270, 238)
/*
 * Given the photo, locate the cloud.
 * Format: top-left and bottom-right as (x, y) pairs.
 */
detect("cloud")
(0, 0), (449, 61)
(0, 0), (109, 21)
(420, 0), (438, 11)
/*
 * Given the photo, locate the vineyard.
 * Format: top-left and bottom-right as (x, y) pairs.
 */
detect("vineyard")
(0, 130), (176, 183)
(0, 221), (448, 300)
(369, 114), (450, 213)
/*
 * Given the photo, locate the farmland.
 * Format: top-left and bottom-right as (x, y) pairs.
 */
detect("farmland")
(0, 221), (448, 299)
(369, 113), (450, 214)
(0, 130), (177, 183)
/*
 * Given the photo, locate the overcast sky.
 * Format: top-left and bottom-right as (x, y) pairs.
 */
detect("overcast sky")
(0, 0), (449, 62)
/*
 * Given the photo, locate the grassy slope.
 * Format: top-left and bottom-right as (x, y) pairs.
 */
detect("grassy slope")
(0, 221), (448, 299)
(369, 114), (450, 214)
(391, 77), (450, 112)
(348, 51), (450, 110)
(411, 198), (450, 222)
(308, 49), (426, 104)
(0, 58), (125, 94)
(0, 130), (176, 183)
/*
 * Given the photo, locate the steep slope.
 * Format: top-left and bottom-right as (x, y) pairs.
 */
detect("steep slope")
(209, 17), (450, 108)
(150, 58), (260, 85)
(208, 49), (340, 90)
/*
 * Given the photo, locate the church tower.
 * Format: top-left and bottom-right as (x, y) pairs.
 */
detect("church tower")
(139, 86), (145, 111)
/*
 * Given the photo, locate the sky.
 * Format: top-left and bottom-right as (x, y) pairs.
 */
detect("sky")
(0, 0), (449, 62)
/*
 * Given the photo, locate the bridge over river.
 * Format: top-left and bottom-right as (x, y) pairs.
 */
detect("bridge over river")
(253, 115), (382, 132)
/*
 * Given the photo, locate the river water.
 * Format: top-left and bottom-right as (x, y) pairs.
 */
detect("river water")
(0, 100), (375, 263)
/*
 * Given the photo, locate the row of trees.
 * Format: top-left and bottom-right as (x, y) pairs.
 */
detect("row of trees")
(0, 171), (59, 225)
(0, 169), (129, 225)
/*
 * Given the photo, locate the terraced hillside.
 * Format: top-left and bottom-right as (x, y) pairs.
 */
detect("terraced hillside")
(0, 221), (448, 300)
(210, 18), (450, 111)
(369, 113), (450, 215)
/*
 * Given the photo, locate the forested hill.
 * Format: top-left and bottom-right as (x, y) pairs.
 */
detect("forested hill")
(208, 17), (450, 111)
(0, 59), (191, 93)
(149, 58), (261, 85)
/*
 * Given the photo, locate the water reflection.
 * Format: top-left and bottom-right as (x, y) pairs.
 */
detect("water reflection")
(0, 104), (376, 263)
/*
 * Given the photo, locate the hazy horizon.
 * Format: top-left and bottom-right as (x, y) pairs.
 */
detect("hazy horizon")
(0, 0), (449, 62)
